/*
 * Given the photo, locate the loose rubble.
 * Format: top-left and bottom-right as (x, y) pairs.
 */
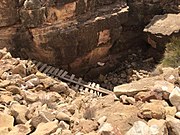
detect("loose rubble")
(0, 48), (179, 135)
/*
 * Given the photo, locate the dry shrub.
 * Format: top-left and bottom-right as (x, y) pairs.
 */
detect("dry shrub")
(161, 37), (180, 67)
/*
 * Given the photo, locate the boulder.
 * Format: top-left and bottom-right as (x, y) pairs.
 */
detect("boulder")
(31, 121), (58, 135)
(97, 116), (107, 126)
(114, 77), (161, 96)
(0, 112), (14, 129)
(139, 101), (166, 119)
(40, 77), (55, 88)
(125, 121), (150, 135)
(59, 121), (70, 130)
(0, 95), (14, 104)
(12, 63), (27, 77)
(166, 115), (180, 135)
(6, 85), (21, 95)
(0, 80), (10, 88)
(51, 128), (62, 135)
(10, 103), (28, 124)
(153, 80), (174, 93)
(120, 95), (135, 104)
(162, 67), (179, 84)
(8, 124), (31, 135)
(74, 119), (98, 133)
(26, 78), (40, 88)
(175, 112), (180, 119)
(148, 119), (168, 135)
(23, 91), (39, 102)
(56, 112), (70, 122)
(169, 87), (180, 111)
(30, 111), (55, 128)
(98, 122), (114, 135)
(144, 13), (180, 36)
(0, 127), (10, 135)
(49, 82), (69, 94)
(165, 106), (177, 117)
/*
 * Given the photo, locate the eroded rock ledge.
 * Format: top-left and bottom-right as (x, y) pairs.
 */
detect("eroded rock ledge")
(0, 0), (179, 74)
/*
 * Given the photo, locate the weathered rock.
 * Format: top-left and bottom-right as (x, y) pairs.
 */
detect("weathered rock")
(31, 121), (58, 135)
(61, 129), (72, 135)
(45, 91), (62, 102)
(119, 95), (128, 104)
(166, 115), (180, 135)
(59, 121), (70, 130)
(162, 67), (179, 84)
(169, 87), (180, 111)
(6, 85), (21, 95)
(119, 95), (135, 104)
(0, 112), (14, 129)
(125, 121), (150, 135)
(97, 116), (107, 126)
(0, 127), (10, 135)
(114, 77), (161, 96)
(153, 80), (174, 93)
(144, 12), (180, 51)
(12, 63), (27, 77)
(74, 119), (98, 133)
(26, 78), (40, 88)
(175, 112), (180, 119)
(10, 103), (28, 124)
(40, 77), (55, 88)
(126, 97), (136, 105)
(23, 91), (39, 102)
(83, 106), (96, 120)
(8, 124), (31, 135)
(98, 122), (114, 135)
(0, 80), (11, 88)
(50, 82), (69, 94)
(0, 94), (14, 104)
(165, 106), (177, 117)
(51, 128), (62, 135)
(148, 119), (168, 135)
(135, 91), (162, 102)
(144, 13), (180, 36)
(23, 74), (37, 81)
(6, 74), (24, 86)
(23, 0), (41, 10)
(20, 7), (46, 27)
(56, 112), (70, 122)
(30, 111), (55, 127)
(0, 0), (19, 27)
(139, 101), (166, 119)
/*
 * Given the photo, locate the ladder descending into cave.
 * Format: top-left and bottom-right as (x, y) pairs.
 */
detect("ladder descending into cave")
(31, 60), (113, 96)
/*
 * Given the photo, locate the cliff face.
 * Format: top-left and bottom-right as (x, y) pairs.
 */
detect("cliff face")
(0, 0), (179, 72)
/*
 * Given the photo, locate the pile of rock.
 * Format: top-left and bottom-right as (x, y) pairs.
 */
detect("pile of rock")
(0, 48), (123, 135)
(0, 48), (180, 135)
(114, 66), (180, 135)
(97, 47), (155, 90)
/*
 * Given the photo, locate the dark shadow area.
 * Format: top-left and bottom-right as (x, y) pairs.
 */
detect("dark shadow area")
(87, 41), (165, 90)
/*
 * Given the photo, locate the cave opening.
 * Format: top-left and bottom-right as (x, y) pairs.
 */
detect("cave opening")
(80, 40), (165, 90)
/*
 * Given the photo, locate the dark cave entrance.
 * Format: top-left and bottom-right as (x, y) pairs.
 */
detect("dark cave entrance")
(82, 40), (165, 90)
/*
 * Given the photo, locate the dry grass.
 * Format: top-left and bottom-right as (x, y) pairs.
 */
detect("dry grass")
(161, 37), (180, 68)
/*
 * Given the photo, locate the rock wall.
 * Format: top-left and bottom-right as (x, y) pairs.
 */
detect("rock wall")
(0, 0), (179, 73)
(0, 0), (128, 72)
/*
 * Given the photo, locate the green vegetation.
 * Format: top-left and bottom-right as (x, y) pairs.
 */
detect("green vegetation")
(161, 37), (180, 68)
